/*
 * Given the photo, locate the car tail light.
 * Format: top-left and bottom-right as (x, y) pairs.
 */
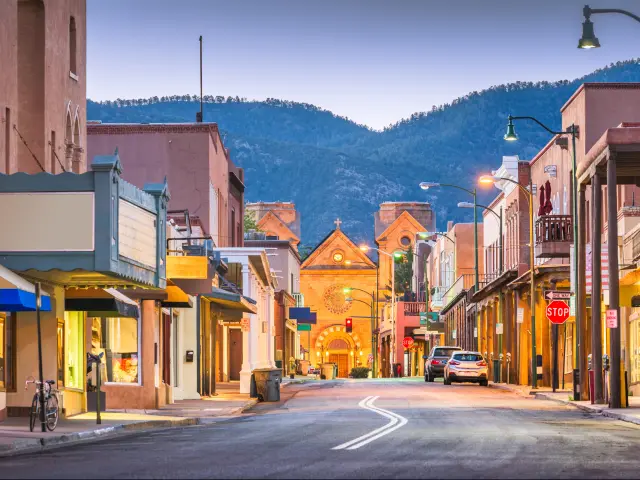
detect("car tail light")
(476, 360), (487, 367)
(449, 360), (460, 366)
(432, 360), (439, 365)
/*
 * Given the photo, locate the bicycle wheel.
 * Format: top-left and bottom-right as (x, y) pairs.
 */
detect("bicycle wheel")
(45, 394), (59, 431)
(29, 395), (38, 432)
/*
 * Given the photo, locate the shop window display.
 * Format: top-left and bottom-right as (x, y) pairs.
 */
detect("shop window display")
(91, 317), (139, 384)
(64, 311), (84, 389)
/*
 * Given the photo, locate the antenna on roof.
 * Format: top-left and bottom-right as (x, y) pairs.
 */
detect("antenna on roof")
(196, 36), (203, 123)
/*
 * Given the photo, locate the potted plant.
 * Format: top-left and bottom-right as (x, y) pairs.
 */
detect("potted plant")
(288, 357), (296, 379)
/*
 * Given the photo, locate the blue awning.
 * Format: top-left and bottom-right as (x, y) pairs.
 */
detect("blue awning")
(0, 264), (51, 312)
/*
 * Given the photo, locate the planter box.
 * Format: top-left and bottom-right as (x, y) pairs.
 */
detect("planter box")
(86, 391), (106, 412)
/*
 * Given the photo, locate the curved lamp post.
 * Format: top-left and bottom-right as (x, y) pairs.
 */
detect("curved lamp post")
(479, 174), (536, 388)
(578, 5), (640, 49)
(360, 246), (402, 374)
(344, 287), (376, 377)
(418, 231), (456, 245)
(460, 200), (504, 381)
(505, 114), (581, 394)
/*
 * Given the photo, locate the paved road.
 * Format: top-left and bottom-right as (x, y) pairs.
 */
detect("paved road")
(3, 378), (640, 479)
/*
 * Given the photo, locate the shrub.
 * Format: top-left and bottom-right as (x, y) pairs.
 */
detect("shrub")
(350, 367), (370, 379)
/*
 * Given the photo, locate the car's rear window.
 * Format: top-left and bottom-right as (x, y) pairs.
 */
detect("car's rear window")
(453, 353), (483, 362)
(434, 348), (458, 357)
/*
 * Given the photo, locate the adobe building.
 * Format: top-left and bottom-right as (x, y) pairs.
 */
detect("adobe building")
(245, 201), (301, 250)
(87, 123), (245, 248)
(0, 0), (87, 175)
(244, 202), (303, 375)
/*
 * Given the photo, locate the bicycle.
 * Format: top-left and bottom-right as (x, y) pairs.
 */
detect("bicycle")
(25, 376), (59, 432)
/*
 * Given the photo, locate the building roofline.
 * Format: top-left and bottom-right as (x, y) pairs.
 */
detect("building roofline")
(560, 82), (640, 113)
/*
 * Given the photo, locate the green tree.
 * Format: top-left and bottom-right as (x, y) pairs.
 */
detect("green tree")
(394, 248), (414, 295)
(244, 210), (261, 232)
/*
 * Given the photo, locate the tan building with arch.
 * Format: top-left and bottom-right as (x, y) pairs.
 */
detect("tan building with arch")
(300, 221), (377, 377)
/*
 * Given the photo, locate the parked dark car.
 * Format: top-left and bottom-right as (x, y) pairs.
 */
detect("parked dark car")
(425, 346), (462, 382)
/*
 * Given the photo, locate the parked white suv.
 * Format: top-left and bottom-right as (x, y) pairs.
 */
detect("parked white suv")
(443, 351), (489, 386)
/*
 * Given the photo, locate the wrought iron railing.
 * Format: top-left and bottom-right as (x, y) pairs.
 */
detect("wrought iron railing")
(403, 302), (426, 316)
(535, 215), (573, 245)
(442, 274), (475, 308)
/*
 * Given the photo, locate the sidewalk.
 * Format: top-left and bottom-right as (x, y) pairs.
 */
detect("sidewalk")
(0, 382), (272, 457)
(489, 381), (640, 426)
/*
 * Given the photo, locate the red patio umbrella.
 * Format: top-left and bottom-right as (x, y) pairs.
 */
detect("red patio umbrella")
(544, 180), (553, 215)
(538, 184), (546, 216)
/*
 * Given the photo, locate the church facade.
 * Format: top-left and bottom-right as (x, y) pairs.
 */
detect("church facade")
(300, 220), (377, 377)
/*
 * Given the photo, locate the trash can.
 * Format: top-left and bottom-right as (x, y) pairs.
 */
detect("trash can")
(321, 363), (335, 380)
(299, 360), (310, 376)
(493, 360), (501, 383)
(252, 368), (282, 402)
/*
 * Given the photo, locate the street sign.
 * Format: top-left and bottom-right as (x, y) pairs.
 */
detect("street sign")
(546, 300), (570, 325)
(517, 308), (524, 324)
(452, 330), (457, 339)
(402, 337), (414, 349)
(473, 327), (478, 338)
(419, 311), (427, 325)
(496, 323), (504, 334)
(241, 318), (250, 332)
(544, 290), (572, 301)
(297, 323), (311, 331)
(606, 309), (618, 328)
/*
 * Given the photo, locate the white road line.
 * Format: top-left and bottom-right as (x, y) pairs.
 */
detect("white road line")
(332, 396), (407, 451)
(346, 400), (408, 450)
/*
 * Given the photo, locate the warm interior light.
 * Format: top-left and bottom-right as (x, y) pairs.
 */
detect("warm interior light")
(316, 351), (320, 357)
(345, 260), (352, 266)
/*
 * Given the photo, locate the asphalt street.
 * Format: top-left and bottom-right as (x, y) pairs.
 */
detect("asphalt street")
(2, 378), (640, 479)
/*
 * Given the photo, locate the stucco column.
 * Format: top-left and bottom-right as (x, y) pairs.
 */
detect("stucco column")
(72, 146), (84, 173)
(591, 173), (604, 404)
(239, 263), (254, 394)
(578, 185), (589, 399)
(267, 287), (275, 368)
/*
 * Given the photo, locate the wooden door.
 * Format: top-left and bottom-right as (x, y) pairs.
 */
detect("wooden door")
(329, 354), (349, 378)
(229, 329), (243, 381)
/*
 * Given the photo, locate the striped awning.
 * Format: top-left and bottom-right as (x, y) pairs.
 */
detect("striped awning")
(0, 264), (51, 312)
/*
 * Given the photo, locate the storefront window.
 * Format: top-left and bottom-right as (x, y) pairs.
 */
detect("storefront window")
(630, 311), (640, 385)
(64, 311), (84, 390)
(57, 320), (65, 388)
(91, 317), (139, 384)
(0, 314), (5, 389)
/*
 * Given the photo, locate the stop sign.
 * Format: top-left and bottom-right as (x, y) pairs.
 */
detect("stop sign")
(546, 300), (570, 324)
(402, 337), (414, 349)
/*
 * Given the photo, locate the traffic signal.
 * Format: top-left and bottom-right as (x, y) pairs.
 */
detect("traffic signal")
(345, 318), (353, 333)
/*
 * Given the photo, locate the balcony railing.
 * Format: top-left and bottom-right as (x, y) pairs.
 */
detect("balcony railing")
(430, 286), (448, 308)
(535, 215), (572, 258)
(403, 302), (426, 316)
(443, 274), (475, 308)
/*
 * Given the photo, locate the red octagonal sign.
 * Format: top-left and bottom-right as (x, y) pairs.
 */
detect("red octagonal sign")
(546, 300), (570, 325)
(402, 337), (414, 349)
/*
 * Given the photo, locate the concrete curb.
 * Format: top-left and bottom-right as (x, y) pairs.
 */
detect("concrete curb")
(0, 417), (198, 458)
(533, 392), (640, 425)
(488, 382), (534, 397)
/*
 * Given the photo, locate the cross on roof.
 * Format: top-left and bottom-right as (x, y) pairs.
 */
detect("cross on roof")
(334, 218), (342, 229)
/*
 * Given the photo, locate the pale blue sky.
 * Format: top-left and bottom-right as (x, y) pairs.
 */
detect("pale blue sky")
(87, 0), (640, 129)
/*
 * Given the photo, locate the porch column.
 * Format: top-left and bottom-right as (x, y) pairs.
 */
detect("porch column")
(267, 287), (275, 368)
(607, 154), (622, 408)
(578, 184), (589, 399)
(591, 173), (604, 404)
(239, 263), (254, 394)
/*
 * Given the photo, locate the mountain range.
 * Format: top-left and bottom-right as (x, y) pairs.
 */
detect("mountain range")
(86, 59), (640, 247)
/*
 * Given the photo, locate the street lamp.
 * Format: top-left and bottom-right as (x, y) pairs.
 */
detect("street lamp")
(504, 114), (581, 396)
(360, 245), (400, 371)
(578, 5), (640, 49)
(418, 231), (455, 245)
(344, 287), (377, 377)
(459, 200), (504, 382)
(479, 174), (536, 388)
(419, 182), (479, 293)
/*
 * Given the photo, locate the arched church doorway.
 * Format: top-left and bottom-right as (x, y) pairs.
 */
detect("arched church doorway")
(316, 326), (362, 378)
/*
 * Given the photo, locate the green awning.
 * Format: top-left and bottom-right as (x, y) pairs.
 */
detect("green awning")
(204, 287), (257, 314)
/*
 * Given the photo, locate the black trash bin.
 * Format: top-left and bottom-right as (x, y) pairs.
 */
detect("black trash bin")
(252, 368), (282, 402)
(492, 359), (501, 383)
